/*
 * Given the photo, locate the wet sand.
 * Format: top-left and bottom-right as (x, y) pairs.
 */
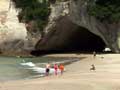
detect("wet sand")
(0, 54), (120, 90)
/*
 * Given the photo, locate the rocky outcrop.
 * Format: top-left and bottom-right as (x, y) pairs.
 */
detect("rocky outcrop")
(36, 16), (78, 51)
(35, 16), (105, 53)
(35, 0), (120, 53)
(34, 1), (106, 53)
(34, 1), (105, 54)
(1, 0), (119, 54)
(0, 0), (29, 54)
(44, 1), (69, 33)
(69, 0), (120, 53)
(0, 0), (39, 55)
(35, 1), (72, 51)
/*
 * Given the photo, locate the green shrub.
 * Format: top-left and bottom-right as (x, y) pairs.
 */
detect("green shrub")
(12, 0), (50, 31)
(87, 0), (120, 23)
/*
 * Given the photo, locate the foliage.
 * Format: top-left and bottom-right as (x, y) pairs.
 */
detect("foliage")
(87, 0), (120, 23)
(12, 0), (50, 31)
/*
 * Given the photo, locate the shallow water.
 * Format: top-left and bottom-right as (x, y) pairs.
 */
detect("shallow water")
(0, 56), (78, 81)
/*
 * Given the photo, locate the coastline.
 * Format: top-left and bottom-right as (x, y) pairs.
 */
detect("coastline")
(1, 53), (120, 90)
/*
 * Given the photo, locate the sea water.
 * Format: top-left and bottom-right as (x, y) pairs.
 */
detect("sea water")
(0, 56), (77, 81)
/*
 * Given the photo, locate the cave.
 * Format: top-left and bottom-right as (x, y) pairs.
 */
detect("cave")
(31, 17), (106, 55)
(61, 27), (106, 52)
(31, 27), (106, 55)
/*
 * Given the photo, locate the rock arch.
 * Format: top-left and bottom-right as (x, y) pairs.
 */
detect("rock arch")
(32, 16), (106, 55)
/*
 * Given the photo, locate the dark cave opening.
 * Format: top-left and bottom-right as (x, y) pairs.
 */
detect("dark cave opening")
(62, 27), (106, 52)
(31, 27), (106, 56)
(31, 16), (106, 56)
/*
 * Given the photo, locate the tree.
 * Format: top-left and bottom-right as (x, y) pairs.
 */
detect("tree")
(87, 0), (120, 23)
(12, 0), (50, 31)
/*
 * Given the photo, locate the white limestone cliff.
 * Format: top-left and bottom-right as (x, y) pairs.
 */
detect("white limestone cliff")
(0, 0), (28, 52)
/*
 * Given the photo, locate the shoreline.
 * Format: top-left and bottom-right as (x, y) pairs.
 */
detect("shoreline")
(0, 54), (82, 82)
(1, 53), (120, 90)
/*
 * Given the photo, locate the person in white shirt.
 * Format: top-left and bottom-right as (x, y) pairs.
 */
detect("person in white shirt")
(45, 63), (50, 76)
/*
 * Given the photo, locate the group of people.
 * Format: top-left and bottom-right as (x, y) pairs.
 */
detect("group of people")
(45, 63), (64, 76)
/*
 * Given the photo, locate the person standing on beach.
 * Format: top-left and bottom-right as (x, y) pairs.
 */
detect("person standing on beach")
(59, 64), (64, 75)
(54, 64), (58, 75)
(45, 63), (50, 76)
(93, 51), (96, 58)
(90, 64), (96, 71)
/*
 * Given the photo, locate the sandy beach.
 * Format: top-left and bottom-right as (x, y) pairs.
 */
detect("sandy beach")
(0, 54), (120, 90)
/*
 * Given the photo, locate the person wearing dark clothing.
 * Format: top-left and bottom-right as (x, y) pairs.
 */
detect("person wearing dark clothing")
(90, 64), (96, 71)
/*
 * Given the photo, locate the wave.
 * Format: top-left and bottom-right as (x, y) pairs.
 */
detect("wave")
(20, 61), (60, 74)
(20, 62), (35, 67)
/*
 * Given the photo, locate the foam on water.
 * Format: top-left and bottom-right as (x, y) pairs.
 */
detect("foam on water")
(20, 61), (60, 74)
(20, 62), (36, 67)
(0, 56), (74, 81)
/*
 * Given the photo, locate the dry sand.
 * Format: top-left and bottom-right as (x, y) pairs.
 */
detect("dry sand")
(0, 54), (120, 90)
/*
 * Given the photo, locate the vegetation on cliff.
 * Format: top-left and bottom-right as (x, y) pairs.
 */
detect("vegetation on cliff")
(87, 0), (120, 23)
(12, 0), (50, 32)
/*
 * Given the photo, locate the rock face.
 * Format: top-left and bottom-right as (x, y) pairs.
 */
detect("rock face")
(1, 0), (119, 54)
(35, 0), (120, 53)
(0, 0), (27, 41)
(35, 16), (105, 52)
(44, 1), (69, 33)
(34, 1), (106, 54)
(69, 0), (120, 53)
(0, 0), (28, 53)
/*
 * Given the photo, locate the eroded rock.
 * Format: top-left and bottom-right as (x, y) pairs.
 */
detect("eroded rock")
(69, 0), (120, 53)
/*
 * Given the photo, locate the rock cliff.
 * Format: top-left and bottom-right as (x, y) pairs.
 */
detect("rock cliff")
(0, 0), (31, 55)
(0, 0), (120, 55)
(35, 0), (120, 53)
(35, 16), (105, 53)
(69, 0), (120, 53)
(33, 1), (105, 55)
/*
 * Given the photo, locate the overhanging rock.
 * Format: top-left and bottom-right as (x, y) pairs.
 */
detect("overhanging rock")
(69, 0), (120, 53)
(34, 16), (105, 54)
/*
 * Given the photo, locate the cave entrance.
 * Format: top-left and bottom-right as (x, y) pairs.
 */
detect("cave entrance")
(63, 27), (106, 53)
(32, 17), (106, 55)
